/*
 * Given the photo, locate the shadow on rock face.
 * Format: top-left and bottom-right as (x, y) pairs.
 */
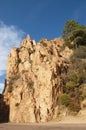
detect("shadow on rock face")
(0, 94), (9, 123)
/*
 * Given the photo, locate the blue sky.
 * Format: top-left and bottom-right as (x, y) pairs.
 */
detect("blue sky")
(0, 0), (86, 40)
(0, 0), (86, 93)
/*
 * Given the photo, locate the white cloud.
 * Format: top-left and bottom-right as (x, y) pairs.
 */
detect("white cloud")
(0, 21), (25, 70)
(0, 70), (5, 76)
(0, 83), (4, 93)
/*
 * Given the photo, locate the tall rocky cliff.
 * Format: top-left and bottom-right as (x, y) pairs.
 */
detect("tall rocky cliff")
(1, 35), (73, 123)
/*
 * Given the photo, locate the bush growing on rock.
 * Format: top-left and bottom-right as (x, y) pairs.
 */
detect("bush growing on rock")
(59, 93), (70, 107)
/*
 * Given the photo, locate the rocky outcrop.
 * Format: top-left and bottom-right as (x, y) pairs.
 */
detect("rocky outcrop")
(3, 35), (70, 123)
(60, 47), (73, 60)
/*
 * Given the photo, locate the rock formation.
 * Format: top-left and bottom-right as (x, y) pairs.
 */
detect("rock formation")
(2, 35), (72, 123)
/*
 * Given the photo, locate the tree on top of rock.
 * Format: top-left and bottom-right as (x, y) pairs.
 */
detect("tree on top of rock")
(62, 20), (86, 48)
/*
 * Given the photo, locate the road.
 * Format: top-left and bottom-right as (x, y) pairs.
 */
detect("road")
(0, 123), (86, 130)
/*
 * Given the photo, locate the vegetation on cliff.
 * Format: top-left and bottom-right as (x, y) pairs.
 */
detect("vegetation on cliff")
(59, 20), (86, 112)
(62, 20), (86, 48)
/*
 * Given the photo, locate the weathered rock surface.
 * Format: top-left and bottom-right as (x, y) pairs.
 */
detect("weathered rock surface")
(60, 46), (73, 60)
(3, 35), (70, 123)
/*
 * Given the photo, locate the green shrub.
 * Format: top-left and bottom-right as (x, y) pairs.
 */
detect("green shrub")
(40, 41), (47, 47)
(68, 102), (81, 112)
(80, 91), (86, 100)
(57, 111), (61, 116)
(8, 85), (13, 93)
(62, 20), (86, 48)
(74, 46), (86, 59)
(59, 93), (81, 112)
(15, 103), (20, 107)
(65, 80), (79, 93)
(59, 93), (70, 107)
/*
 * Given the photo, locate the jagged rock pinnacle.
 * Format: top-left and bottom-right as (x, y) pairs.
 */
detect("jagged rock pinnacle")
(1, 36), (72, 123)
